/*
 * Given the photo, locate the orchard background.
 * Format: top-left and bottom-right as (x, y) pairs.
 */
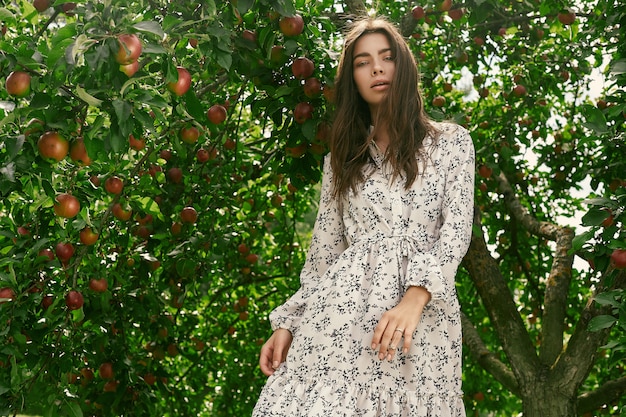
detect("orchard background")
(1, 0), (625, 416)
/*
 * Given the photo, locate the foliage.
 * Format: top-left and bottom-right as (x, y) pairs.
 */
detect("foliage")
(0, 0), (624, 416)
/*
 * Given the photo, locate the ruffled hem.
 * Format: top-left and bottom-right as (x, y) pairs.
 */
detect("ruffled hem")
(253, 367), (465, 417)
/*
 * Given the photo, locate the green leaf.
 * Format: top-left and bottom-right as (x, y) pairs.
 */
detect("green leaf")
(581, 104), (608, 135)
(594, 290), (622, 306)
(76, 85), (103, 107)
(571, 230), (593, 251)
(588, 315), (617, 331)
(581, 207), (611, 226)
(64, 401), (83, 417)
(183, 89), (205, 121)
(133, 21), (165, 39)
(216, 51), (232, 71)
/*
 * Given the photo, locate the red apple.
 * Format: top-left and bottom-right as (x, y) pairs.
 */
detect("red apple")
(610, 249), (626, 269)
(89, 278), (109, 292)
(242, 29), (257, 43)
(293, 102), (313, 124)
(54, 193), (80, 218)
(80, 227), (99, 245)
(115, 34), (142, 65)
(180, 206), (198, 224)
(291, 57), (314, 79)
(411, 6), (425, 20)
(62, 2), (76, 15)
(180, 126), (200, 144)
(120, 60), (139, 76)
(279, 14), (304, 37)
(432, 96), (446, 107)
(167, 167), (183, 183)
(112, 203), (132, 221)
(224, 138), (236, 151)
(196, 148), (210, 163)
(478, 165), (493, 179)
(286, 143), (307, 158)
(41, 295), (53, 309)
(69, 137), (92, 165)
(129, 134), (145, 150)
(207, 104), (227, 124)
(0, 287), (16, 304)
(5, 71), (31, 97)
(557, 10), (576, 25)
(303, 77), (322, 98)
(104, 176), (124, 194)
(448, 8), (464, 20)
(167, 67), (192, 96)
(65, 290), (83, 310)
(99, 362), (114, 379)
(439, 0), (452, 11)
(55, 242), (75, 263)
(512, 84), (527, 97)
(38, 131), (69, 162)
(38, 248), (55, 261)
(245, 253), (259, 264)
(33, 0), (50, 12)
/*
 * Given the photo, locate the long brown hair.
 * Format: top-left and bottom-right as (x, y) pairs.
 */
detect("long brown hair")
(329, 17), (436, 198)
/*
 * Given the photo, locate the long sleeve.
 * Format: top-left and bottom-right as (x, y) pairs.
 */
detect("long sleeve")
(269, 155), (348, 332)
(404, 125), (475, 302)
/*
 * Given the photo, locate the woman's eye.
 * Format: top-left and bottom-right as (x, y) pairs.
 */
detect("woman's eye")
(356, 61), (368, 67)
(384, 56), (393, 61)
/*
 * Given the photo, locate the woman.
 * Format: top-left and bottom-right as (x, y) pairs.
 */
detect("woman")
(254, 17), (474, 417)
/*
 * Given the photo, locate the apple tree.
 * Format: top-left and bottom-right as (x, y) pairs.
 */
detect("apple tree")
(1, 0), (625, 416)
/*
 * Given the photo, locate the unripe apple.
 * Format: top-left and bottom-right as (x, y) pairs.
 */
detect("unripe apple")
(65, 290), (83, 310)
(38, 131), (69, 162)
(115, 34), (142, 65)
(279, 14), (304, 37)
(5, 71), (31, 97)
(167, 67), (192, 96)
(54, 193), (80, 218)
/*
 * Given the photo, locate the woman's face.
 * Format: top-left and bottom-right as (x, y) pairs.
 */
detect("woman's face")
(352, 32), (395, 116)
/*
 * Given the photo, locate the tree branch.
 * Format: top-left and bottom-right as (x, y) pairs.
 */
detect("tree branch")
(463, 206), (541, 381)
(461, 312), (520, 395)
(494, 172), (576, 366)
(577, 376), (626, 414)
(554, 270), (626, 386)
(343, 0), (367, 16)
(539, 226), (574, 365)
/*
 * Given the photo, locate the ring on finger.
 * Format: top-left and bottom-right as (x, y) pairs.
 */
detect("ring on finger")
(394, 328), (404, 334)
(389, 345), (396, 350)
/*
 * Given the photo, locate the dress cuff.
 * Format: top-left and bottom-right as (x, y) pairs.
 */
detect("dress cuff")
(404, 252), (446, 301)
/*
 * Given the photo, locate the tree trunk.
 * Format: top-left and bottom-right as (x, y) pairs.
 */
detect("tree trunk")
(521, 384), (578, 417)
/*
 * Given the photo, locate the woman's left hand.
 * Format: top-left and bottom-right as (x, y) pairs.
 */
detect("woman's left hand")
(370, 286), (431, 361)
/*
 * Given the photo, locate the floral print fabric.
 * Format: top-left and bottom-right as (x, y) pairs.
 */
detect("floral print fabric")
(253, 123), (475, 416)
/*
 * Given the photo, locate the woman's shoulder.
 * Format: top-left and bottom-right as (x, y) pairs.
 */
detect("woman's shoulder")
(427, 121), (473, 149)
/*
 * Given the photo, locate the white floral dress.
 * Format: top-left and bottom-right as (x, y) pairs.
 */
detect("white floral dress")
(253, 123), (475, 417)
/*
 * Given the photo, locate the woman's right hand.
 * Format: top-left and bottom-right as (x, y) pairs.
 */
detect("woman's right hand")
(259, 328), (293, 376)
